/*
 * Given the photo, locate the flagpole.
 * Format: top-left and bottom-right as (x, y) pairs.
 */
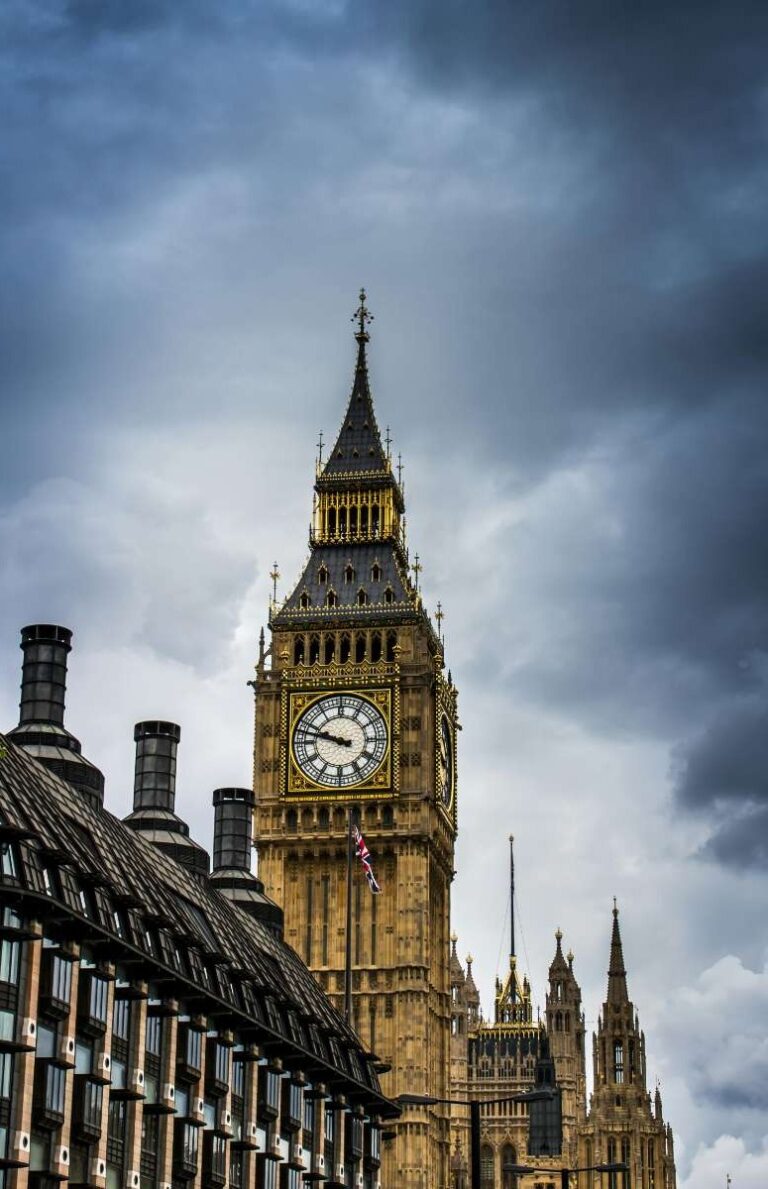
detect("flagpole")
(344, 803), (354, 1024)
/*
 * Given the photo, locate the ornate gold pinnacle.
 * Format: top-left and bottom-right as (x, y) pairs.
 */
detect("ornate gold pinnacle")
(352, 287), (374, 341)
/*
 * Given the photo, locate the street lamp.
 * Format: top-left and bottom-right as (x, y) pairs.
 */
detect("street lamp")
(395, 1089), (556, 1189)
(506, 1163), (629, 1189)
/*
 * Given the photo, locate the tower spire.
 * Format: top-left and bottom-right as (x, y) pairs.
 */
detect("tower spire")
(509, 833), (516, 961)
(607, 898), (629, 1004)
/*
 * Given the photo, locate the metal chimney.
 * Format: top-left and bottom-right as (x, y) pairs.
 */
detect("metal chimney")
(6, 624), (105, 810)
(209, 787), (283, 939)
(124, 721), (209, 879)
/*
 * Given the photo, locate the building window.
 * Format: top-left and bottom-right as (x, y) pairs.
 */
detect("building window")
(371, 563), (381, 581)
(622, 1137), (631, 1189)
(294, 638), (305, 665)
(370, 632), (382, 661)
(345, 565), (355, 583)
(384, 586), (394, 604)
(177, 1024), (203, 1082)
(502, 1144), (517, 1189)
(173, 1120), (200, 1179)
(300, 592), (310, 609)
(318, 566), (329, 585)
(480, 1145), (494, 1189)
(355, 633), (366, 663)
(0, 940), (19, 986)
(614, 1040), (624, 1084)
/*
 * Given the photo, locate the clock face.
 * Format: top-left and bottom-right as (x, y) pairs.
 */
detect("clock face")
(438, 714), (454, 808)
(292, 693), (388, 789)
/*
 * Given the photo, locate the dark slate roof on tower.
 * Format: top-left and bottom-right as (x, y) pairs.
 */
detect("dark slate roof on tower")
(607, 899), (630, 1005)
(320, 290), (389, 478)
(279, 542), (412, 618)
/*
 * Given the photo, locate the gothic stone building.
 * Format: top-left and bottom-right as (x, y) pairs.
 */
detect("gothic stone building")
(252, 293), (457, 1189)
(449, 895), (676, 1189)
(0, 624), (395, 1189)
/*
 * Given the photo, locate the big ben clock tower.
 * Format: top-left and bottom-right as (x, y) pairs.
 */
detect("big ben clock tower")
(253, 292), (458, 1189)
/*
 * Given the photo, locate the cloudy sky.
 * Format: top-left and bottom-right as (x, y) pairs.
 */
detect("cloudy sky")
(2, 2), (767, 1182)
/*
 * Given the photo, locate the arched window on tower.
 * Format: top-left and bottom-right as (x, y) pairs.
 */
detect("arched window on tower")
(501, 1144), (517, 1189)
(607, 1138), (617, 1189)
(299, 591), (311, 609)
(338, 506), (347, 537)
(344, 564), (355, 584)
(294, 637), (305, 666)
(622, 1138), (631, 1189)
(384, 586), (394, 605)
(309, 635), (320, 665)
(555, 1012), (563, 1032)
(386, 630), (397, 661)
(355, 633), (366, 663)
(326, 590), (338, 608)
(328, 508), (336, 536)
(480, 1146), (494, 1189)
(614, 1040), (624, 1084)
(648, 1139), (656, 1189)
(371, 562), (381, 582)
(286, 809), (297, 834)
(357, 588), (368, 606)
(340, 633), (351, 663)
(318, 807), (329, 830)
(324, 635), (335, 664)
(318, 565), (329, 585)
(382, 805), (393, 828)
(350, 506), (358, 535)
(371, 504), (380, 536)
(371, 632), (382, 662)
(361, 505), (369, 534)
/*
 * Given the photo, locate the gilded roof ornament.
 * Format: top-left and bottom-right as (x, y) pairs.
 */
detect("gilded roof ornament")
(352, 287), (374, 342)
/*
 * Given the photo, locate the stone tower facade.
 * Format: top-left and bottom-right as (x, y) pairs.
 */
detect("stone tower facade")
(253, 293), (458, 1189)
(577, 906), (676, 1189)
(544, 930), (587, 1171)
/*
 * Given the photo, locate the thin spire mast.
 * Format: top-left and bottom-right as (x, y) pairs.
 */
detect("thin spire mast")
(509, 834), (515, 962)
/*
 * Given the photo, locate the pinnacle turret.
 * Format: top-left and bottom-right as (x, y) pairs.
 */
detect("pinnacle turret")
(607, 898), (630, 1005)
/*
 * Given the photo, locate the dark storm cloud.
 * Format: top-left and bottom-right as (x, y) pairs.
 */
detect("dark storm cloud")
(672, 704), (768, 868)
(3, 0), (767, 879)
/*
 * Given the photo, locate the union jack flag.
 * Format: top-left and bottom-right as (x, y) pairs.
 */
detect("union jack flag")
(353, 825), (381, 894)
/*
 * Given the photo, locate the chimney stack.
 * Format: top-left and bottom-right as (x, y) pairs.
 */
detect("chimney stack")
(124, 721), (209, 879)
(6, 624), (104, 809)
(133, 720), (180, 812)
(18, 623), (71, 726)
(209, 787), (283, 939)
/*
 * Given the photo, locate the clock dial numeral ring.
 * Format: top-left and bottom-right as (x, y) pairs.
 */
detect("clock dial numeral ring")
(292, 693), (388, 789)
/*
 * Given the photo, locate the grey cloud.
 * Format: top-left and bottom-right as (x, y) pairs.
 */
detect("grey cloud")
(672, 703), (768, 867)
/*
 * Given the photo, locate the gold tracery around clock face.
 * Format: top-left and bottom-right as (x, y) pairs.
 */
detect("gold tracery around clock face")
(291, 691), (389, 789)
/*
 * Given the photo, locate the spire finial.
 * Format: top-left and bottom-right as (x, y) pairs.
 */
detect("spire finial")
(613, 895), (618, 917)
(317, 430), (324, 467)
(269, 561), (280, 607)
(412, 552), (422, 592)
(385, 424), (392, 459)
(397, 452), (403, 486)
(435, 601), (444, 641)
(352, 287), (373, 342)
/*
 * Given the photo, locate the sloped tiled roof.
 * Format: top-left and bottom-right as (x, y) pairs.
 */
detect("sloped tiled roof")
(0, 734), (395, 1113)
(276, 542), (413, 621)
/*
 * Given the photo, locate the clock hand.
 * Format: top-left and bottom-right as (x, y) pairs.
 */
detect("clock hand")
(297, 726), (352, 748)
(317, 730), (352, 747)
